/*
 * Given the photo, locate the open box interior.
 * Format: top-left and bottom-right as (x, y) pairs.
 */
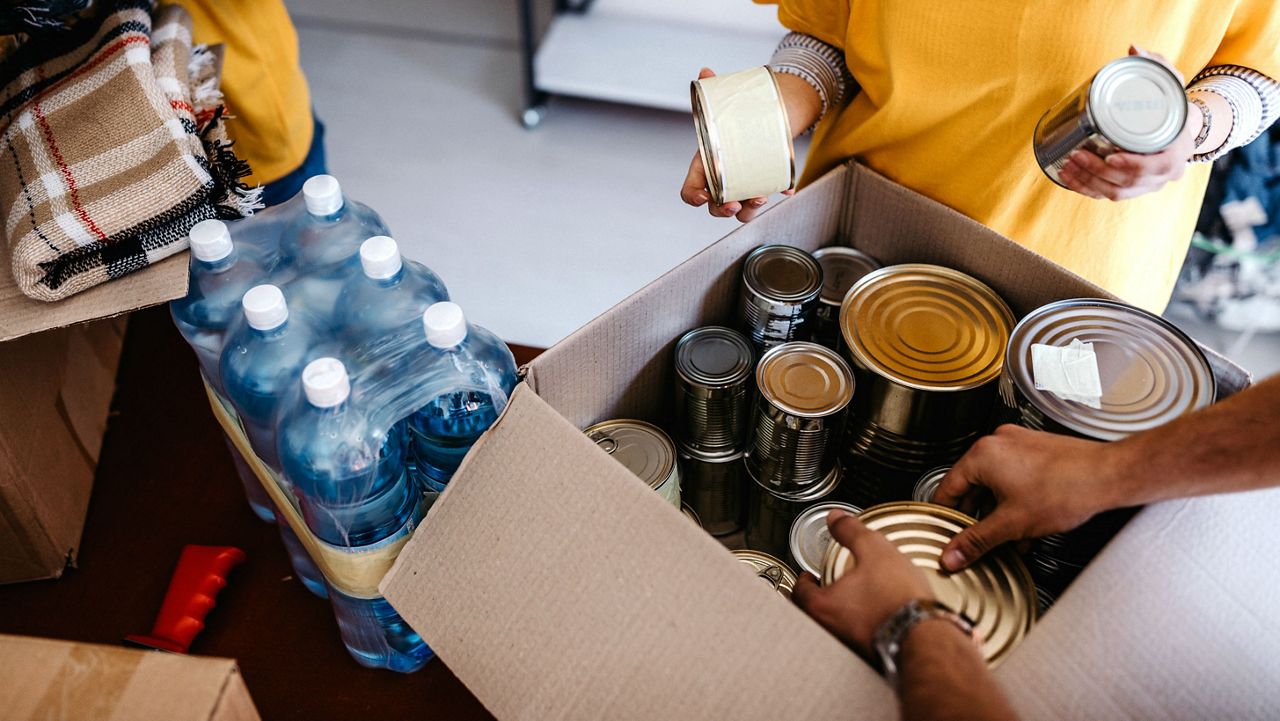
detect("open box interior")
(382, 163), (1278, 721)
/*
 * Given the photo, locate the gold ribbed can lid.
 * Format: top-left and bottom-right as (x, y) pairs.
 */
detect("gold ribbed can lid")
(820, 502), (1035, 668)
(840, 264), (1014, 390)
(733, 549), (798, 598)
(584, 420), (676, 492)
(757, 342), (855, 417)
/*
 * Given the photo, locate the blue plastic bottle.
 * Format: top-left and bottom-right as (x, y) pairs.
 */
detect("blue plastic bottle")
(333, 235), (449, 344)
(277, 357), (432, 672)
(170, 220), (277, 523)
(279, 175), (391, 323)
(408, 303), (519, 491)
(219, 285), (329, 598)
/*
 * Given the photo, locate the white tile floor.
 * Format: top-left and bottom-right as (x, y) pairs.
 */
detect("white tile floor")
(288, 0), (1280, 377)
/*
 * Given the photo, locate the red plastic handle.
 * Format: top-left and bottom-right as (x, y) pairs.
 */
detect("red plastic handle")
(125, 545), (245, 654)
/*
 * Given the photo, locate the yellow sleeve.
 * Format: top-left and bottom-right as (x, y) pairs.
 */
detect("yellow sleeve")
(1207, 0), (1280, 78)
(753, 0), (849, 51)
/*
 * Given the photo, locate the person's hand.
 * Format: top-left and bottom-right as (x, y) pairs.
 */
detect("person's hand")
(792, 510), (936, 655)
(932, 424), (1127, 571)
(1058, 45), (1197, 202)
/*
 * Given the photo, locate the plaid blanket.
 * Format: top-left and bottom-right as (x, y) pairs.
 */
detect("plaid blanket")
(0, 0), (259, 301)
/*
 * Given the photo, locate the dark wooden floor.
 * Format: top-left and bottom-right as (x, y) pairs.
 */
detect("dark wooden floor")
(0, 306), (543, 720)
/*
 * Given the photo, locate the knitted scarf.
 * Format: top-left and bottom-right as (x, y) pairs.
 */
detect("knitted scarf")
(0, 0), (260, 302)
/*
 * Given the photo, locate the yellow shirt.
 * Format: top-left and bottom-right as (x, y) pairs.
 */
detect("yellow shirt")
(162, 0), (313, 185)
(761, 0), (1280, 312)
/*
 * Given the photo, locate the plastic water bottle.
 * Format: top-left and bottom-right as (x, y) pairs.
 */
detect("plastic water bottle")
(170, 220), (277, 523)
(280, 175), (391, 323)
(333, 236), (449, 344)
(219, 284), (329, 598)
(277, 357), (432, 672)
(408, 303), (519, 491)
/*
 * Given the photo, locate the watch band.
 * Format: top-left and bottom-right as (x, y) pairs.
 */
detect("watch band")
(872, 599), (976, 686)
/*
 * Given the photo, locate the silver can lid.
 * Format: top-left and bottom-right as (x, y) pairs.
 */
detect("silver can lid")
(789, 501), (863, 577)
(743, 245), (822, 304)
(1006, 298), (1215, 441)
(1090, 56), (1187, 154)
(675, 326), (755, 388)
(813, 246), (882, 306)
(757, 341), (855, 417)
(584, 419), (677, 491)
(912, 466), (951, 503)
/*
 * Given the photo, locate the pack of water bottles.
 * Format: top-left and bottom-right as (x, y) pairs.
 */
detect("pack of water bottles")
(169, 175), (518, 673)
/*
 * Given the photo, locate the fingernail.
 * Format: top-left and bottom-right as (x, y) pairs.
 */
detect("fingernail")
(693, 191), (708, 204)
(751, 198), (767, 207)
(942, 549), (966, 571)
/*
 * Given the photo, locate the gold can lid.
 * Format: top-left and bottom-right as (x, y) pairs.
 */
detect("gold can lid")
(813, 246), (882, 306)
(743, 245), (823, 303)
(757, 342), (855, 417)
(820, 502), (1035, 668)
(732, 549), (798, 598)
(584, 419), (676, 492)
(840, 264), (1014, 390)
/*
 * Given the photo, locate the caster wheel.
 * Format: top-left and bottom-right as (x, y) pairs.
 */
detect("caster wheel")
(521, 106), (545, 129)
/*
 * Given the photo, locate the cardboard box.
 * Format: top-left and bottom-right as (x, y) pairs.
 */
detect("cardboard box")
(0, 634), (259, 721)
(381, 162), (1280, 720)
(0, 251), (187, 583)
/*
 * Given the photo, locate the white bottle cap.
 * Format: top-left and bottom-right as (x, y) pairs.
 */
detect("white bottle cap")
(424, 302), (467, 348)
(242, 284), (288, 330)
(188, 219), (233, 262)
(359, 235), (403, 280)
(302, 357), (350, 408)
(303, 174), (344, 216)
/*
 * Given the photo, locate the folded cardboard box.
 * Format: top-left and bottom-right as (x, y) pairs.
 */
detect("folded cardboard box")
(0, 253), (187, 583)
(0, 633), (259, 721)
(381, 162), (1280, 720)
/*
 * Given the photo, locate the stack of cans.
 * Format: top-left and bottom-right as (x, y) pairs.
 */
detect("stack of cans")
(584, 419), (681, 507)
(810, 247), (882, 351)
(744, 342), (855, 560)
(672, 326), (756, 535)
(838, 264), (1015, 507)
(999, 298), (1216, 607)
(738, 245), (822, 354)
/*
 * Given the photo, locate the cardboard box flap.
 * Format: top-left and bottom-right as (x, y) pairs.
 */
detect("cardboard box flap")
(994, 488), (1280, 720)
(0, 250), (187, 343)
(382, 384), (895, 721)
(0, 634), (259, 721)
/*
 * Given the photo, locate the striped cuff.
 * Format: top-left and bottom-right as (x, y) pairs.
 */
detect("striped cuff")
(770, 32), (853, 134)
(1188, 65), (1279, 162)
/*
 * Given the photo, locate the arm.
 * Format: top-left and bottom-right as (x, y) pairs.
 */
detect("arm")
(935, 374), (1280, 571)
(793, 511), (1018, 721)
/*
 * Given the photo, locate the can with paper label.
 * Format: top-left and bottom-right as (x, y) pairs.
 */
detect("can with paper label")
(691, 66), (796, 205)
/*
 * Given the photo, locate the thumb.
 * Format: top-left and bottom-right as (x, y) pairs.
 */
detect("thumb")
(1129, 44), (1144, 56)
(698, 67), (716, 80)
(940, 509), (1023, 572)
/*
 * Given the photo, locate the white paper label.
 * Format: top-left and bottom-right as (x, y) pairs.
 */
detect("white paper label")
(1030, 338), (1103, 408)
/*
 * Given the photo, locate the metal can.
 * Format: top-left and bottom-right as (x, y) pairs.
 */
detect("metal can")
(1034, 56), (1187, 187)
(585, 419), (681, 507)
(811, 247), (882, 351)
(821, 502), (1036, 668)
(745, 461), (842, 561)
(1000, 298), (1215, 442)
(678, 446), (746, 536)
(673, 326), (756, 453)
(738, 245), (823, 353)
(840, 265), (1014, 503)
(681, 502), (703, 528)
(911, 466), (950, 504)
(691, 66), (796, 206)
(732, 549), (798, 599)
(747, 341), (854, 494)
(788, 500), (862, 577)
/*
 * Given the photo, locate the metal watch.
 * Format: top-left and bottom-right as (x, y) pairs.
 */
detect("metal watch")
(872, 599), (976, 686)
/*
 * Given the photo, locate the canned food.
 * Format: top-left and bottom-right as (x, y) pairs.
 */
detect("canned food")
(678, 446), (746, 536)
(811, 247), (882, 351)
(788, 501), (862, 577)
(745, 461), (842, 561)
(911, 466), (950, 504)
(1001, 298), (1215, 441)
(821, 502), (1036, 668)
(674, 326), (756, 453)
(691, 66), (796, 205)
(732, 549), (798, 599)
(747, 342), (854, 494)
(840, 265), (1014, 503)
(585, 419), (681, 507)
(1034, 56), (1187, 187)
(681, 502), (703, 528)
(739, 245), (823, 352)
